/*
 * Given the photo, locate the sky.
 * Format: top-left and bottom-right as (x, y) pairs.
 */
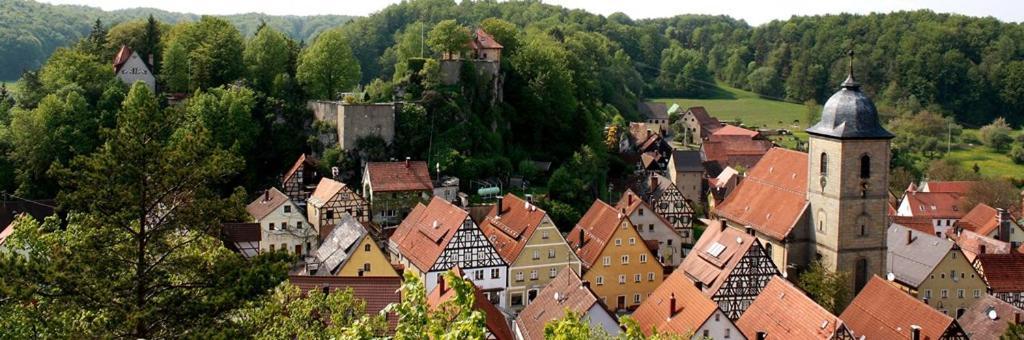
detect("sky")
(38, 0), (1024, 25)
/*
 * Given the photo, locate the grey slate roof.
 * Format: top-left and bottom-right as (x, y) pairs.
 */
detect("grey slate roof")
(638, 101), (669, 120)
(671, 150), (704, 172)
(886, 223), (954, 288)
(313, 213), (367, 275)
(806, 75), (894, 140)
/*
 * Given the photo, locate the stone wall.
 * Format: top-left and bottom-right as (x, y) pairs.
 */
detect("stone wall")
(307, 101), (397, 151)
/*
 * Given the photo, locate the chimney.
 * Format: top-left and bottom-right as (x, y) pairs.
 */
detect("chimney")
(669, 293), (677, 316)
(579, 229), (586, 248)
(581, 280), (590, 289)
(1015, 312), (1021, 324)
(322, 285), (330, 295)
(980, 244), (987, 255)
(496, 196), (504, 215)
(437, 274), (446, 295)
(264, 189), (270, 202)
(650, 175), (658, 191)
(910, 325), (921, 340)
(331, 166), (339, 179)
(405, 157), (411, 168)
(148, 54), (154, 66)
(756, 332), (767, 340)
(907, 230), (914, 245)
(628, 194), (634, 206)
(695, 281), (704, 291)
(997, 208), (1011, 241)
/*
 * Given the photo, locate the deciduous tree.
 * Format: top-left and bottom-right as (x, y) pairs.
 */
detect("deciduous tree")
(296, 29), (361, 99)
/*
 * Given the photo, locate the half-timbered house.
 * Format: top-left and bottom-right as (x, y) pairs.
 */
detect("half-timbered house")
(973, 253), (1024, 310)
(308, 178), (370, 242)
(632, 266), (742, 339)
(281, 154), (321, 209)
(362, 160), (434, 227)
(842, 276), (970, 340)
(616, 190), (684, 266)
(630, 172), (697, 246)
(389, 197), (509, 308)
(678, 220), (779, 320)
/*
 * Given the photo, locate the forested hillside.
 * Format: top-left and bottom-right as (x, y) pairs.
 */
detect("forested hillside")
(0, 0), (353, 79)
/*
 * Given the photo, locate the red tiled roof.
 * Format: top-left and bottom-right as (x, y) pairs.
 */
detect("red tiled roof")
(737, 276), (850, 339)
(366, 161), (433, 193)
(715, 148), (808, 240)
(282, 153), (318, 186)
(891, 216), (936, 235)
(900, 191), (967, 219)
(628, 122), (657, 146)
(632, 267), (722, 336)
(515, 267), (604, 340)
(566, 200), (626, 269)
(246, 187), (290, 220)
(680, 220), (768, 297)
(472, 28), (503, 49)
(922, 181), (975, 194)
(956, 203), (1020, 236)
(478, 193), (547, 264)
(389, 197), (469, 272)
(841, 276), (955, 340)
(309, 178), (349, 205)
(427, 268), (513, 340)
(950, 229), (1010, 262)
(975, 253), (1024, 292)
(113, 45), (132, 71)
(288, 275), (401, 330)
(712, 124), (760, 138)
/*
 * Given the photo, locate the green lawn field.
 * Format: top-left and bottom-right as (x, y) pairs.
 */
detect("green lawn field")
(654, 82), (809, 149)
(945, 144), (1024, 181)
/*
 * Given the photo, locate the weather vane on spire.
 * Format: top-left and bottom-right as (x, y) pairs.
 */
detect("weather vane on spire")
(847, 50), (855, 79)
(842, 49), (859, 89)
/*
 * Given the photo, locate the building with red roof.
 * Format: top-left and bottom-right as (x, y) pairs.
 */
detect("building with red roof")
(632, 264), (741, 338)
(616, 189), (684, 266)
(737, 276), (854, 339)
(700, 124), (774, 175)
(280, 154), (321, 208)
(679, 106), (723, 145)
(388, 197), (509, 308)
(427, 268), (514, 340)
(362, 160), (433, 227)
(112, 45), (155, 91)
(974, 253), (1024, 310)
(841, 276), (969, 340)
(565, 199), (664, 312)
(955, 203), (1024, 248)
(513, 267), (619, 340)
(477, 193), (582, 311)
(288, 274), (402, 332)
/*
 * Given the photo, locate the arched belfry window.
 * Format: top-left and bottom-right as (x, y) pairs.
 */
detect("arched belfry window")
(820, 153), (829, 176)
(860, 154), (871, 179)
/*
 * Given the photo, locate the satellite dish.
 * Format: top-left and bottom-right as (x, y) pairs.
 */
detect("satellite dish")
(886, 272), (896, 281)
(988, 309), (998, 320)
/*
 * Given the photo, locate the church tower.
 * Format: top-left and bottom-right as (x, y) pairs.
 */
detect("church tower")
(806, 51), (893, 293)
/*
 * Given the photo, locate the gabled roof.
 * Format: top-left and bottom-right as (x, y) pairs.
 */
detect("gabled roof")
(715, 148), (809, 240)
(282, 153), (319, 186)
(427, 268), (513, 340)
(566, 200), (626, 269)
(288, 275), (401, 330)
(956, 203), (1020, 237)
(841, 276), (957, 340)
(515, 267), (604, 340)
(680, 220), (769, 297)
(246, 187), (291, 220)
(950, 229), (1010, 263)
(921, 181), (975, 194)
(685, 106), (722, 135)
(975, 253), (1024, 293)
(670, 149), (704, 172)
(891, 215), (935, 235)
(0, 199), (56, 231)
(959, 294), (1024, 340)
(616, 189), (674, 232)
(389, 197), (470, 272)
(365, 161), (433, 192)
(886, 223), (956, 288)
(900, 191), (967, 219)
(628, 172), (686, 203)
(712, 124), (760, 138)
(638, 101), (669, 120)
(737, 276), (851, 339)
(309, 178), (349, 208)
(632, 266), (723, 336)
(313, 214), (368, 274)
(472, 28), (503, 49)
(478, 193), (547, 263)
(627, 122), (658, 146)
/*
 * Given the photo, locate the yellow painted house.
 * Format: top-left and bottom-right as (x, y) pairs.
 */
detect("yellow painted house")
(567, 200), (664, 312)
(479, 193), (582, 311)
(887, 223), (986, 317)
(307, 213), (397, 277)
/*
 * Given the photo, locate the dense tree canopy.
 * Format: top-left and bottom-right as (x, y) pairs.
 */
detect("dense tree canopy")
(296, 28), (361, 99)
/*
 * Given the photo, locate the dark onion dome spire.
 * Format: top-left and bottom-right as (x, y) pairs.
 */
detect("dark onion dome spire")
(807, 50), (894, 140)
